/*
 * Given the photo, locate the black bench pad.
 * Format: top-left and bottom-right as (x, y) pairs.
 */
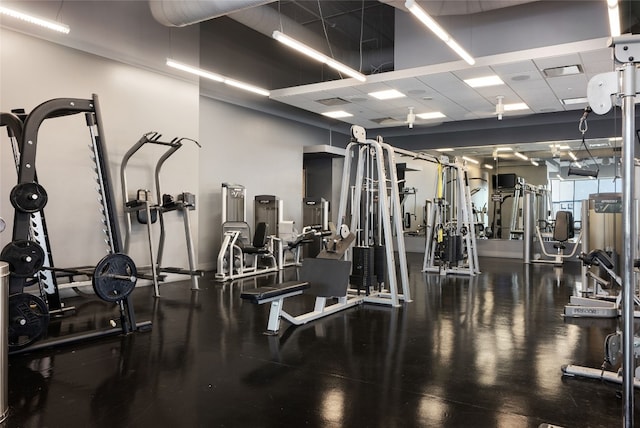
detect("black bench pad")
(240, 281), (309, 303)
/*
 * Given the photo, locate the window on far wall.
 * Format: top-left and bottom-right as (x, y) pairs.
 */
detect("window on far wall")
(549, 177), (620, 224)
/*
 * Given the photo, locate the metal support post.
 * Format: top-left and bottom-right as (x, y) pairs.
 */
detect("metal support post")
(0, 262), (9, 423)
(620, 60), (635, 428)
(523, 192), (533, 264)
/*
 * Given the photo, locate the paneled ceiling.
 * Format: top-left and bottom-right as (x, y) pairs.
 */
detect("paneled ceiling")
(261, 0), (639, 130)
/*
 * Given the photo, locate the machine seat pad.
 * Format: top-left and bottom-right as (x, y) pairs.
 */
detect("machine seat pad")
(240, 281), (309, 303)
(242, 247), (271, 255)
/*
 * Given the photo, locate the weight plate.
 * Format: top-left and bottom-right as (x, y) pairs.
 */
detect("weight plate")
(8, 293), (49, 350)
(10, 182), (48, 213)
(92, 253), (137, 302)
(1, 240), (45, 277)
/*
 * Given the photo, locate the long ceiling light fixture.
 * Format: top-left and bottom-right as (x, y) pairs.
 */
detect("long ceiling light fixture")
(272, 31), (367, 82)
(607, 0), (621, 37)
(404, 0), (475, 65)
(0, 6), (70, 34)
(166, 59), (270, 96)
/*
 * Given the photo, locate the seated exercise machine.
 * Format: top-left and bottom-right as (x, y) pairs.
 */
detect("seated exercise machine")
(216, 184), (282, 282)
(562, 252), (640, 385)
(563, 250), (640, 318)
(120, 131), (203, 297)
(215, 221), (278, 282)
(0, 95), (151, 353)
(534, 210), (582, 265)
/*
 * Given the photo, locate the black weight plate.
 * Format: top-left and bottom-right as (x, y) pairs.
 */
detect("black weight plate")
(92, 253), (137, 302)
(1, 240), (45, 277)
(8, 293), (49, 350)
(10, 182), (48, 213)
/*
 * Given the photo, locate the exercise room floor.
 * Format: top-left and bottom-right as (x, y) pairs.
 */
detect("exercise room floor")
(6, 254), (635, 427)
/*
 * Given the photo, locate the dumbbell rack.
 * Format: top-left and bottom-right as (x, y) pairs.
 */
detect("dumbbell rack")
(1, 95), (151, 352)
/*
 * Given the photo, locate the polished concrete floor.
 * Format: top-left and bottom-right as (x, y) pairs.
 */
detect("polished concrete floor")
(5, 254), (636, 427)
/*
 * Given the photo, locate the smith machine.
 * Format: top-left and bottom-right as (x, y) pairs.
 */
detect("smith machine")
(120, 131), (203, 297)
(0, 95), (150, 353)
(559, 35), (640, 428)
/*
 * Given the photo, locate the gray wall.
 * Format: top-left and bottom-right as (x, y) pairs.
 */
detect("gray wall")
(197, 96), (340, 270)
(0, 29), (199, 273)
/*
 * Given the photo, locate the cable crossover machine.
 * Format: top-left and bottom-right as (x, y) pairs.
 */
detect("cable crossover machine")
(120, 131), (203, 297)
(421, 155), (480, 276)
(0, 94), (151, 353)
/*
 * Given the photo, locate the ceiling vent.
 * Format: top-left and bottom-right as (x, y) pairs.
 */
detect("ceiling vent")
(315, 97), (352, 106)
(371, 117), (399, 125)
(542, 64), (583, 78)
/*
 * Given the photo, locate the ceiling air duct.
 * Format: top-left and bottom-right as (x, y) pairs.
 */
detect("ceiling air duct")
(149, 0), (275, 27)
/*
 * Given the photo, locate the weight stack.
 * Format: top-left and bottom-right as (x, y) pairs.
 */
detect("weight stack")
(350, 246), (373, 295)
(374, 245), (386, 290)
(444, 235), (462, 266)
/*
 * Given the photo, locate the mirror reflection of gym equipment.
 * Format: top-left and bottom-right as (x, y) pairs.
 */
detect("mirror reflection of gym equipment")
(422, 156), (480, 276)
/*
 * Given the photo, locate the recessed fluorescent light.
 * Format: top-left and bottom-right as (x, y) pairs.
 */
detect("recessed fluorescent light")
(368, 89), (406, 100)
(504, 103), (529, 111)
(558, 145), (571, 150)
(514, 152), (528, 160)
(589, 142), (610, 148)
(416, 111), (446, 120)
(495, 147), (513, 152)
(0, 6), (70, 34)
(272, 31), (366, 82)
(531, 160), (539, 167)
(483, 164), (494, 170)
(436, 148), (454, 152)
(562, 97), (589, 105)
(322, 110), (353, 119)
(462, 156), (479, 164)
(542, 65), (583, 78)
(464, 75), (504, 88)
